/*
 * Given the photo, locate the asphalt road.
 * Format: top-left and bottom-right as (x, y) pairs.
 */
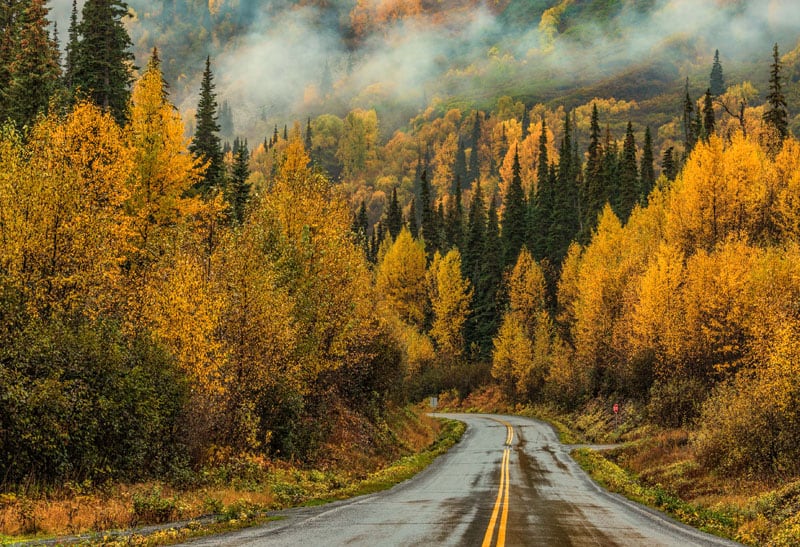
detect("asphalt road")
(183, 413), (742, 546)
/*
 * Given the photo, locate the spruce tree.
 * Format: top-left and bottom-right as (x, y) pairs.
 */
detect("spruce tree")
(304, 117), (313, 152)
(467, 112), (481, 185)
(453, 138), (467, 193)
(662, 146), (677, 181)
(464, 179), (486, 288)
(229, 139), (251, 225)
(470, 193), (502, 357)
(682, 78), (697, 153)
(617, 121), (639, 223)
(418, 169), (438, 253)
(529, 118), (552, 260)
(352, 200), (369, 254)
(74, 0), (134, 124)
(445, 176), (464, 251)
(190, 56), (225, 196)
(640, 126), (656, 202)
(520, 104), (530, 139)
(385, 187), (403, 239)
(501, 145), (528, 268)
(583, 103), (604, 236)
(764, 43), (788, 142)
(600, 126), (619, 216)
(408, 198), (419, 239)
(549, 111), (581, 266)
(0, 2), (25, 123)
(5, 0), (61, 128)
(710, 49), (725, 96)
(702, 89), (715, 140)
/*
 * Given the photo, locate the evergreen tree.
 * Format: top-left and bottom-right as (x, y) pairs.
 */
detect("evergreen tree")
(617, 121), (639, 223)
(710, 49), (725, 96)
(0, 1), (22, 107)
(418, 169), (438, 253)
(446, 176), (464, 251)
(464, 179), (486, 288)
(305, 117), (313, 152)
(453, 138), (467, 193)
(662, 146), (677, 181)
(640, 126), (655, 202)
(501, 145), (528, 268)
(520, 105), (530, 139)
(385, 187), (403, 239)
(528, 118), (551, 260)
(73, 0), (134, 124)
(682, 78), (697, 153)
(352, 200), (369, 254)
(408, 198), (419, 239)
(283, 124), (288, 141)
(467, 112), (481, 185)
(702, 88), (715, 140)
(5, 0), (61, 128)
(583, 103), (605, 236)
(470, 193), (503, 357)
(600, 126), (619, 215)
(190, 56), (225, 196)
(549, 111), (581, 266)
(229, 139), (251, 225)
(764, 42), (788, 142)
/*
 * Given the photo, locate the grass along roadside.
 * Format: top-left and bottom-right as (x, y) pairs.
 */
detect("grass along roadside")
(1, 412), (465, 546)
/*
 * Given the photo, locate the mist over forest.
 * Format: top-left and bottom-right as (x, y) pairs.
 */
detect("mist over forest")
(50, 0), (800, 138)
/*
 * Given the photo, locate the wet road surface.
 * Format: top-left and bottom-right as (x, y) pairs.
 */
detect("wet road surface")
(183, 414), (742, 546)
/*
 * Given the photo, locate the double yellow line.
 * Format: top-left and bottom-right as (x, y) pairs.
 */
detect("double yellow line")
(482, 420), (513, 547)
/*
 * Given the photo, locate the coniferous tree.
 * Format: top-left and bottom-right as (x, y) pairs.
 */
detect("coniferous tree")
(682, 78), (697, 153)
(640, 126), (655, 201)
(583, 103), (604, 236)
(408, 198), (419, 239)
(710, 49), (725, 96)
(470, 193), (502, 356)
(464, 179), (486, 288)
(218, 100), (234, 136)
(501, 145), (527, 268)
(418, 169), (438, 253)
(662, 146), (677, 181)
(0, 1), (22, 106)
(467, 112), (481, 185)
(385, 187), (403, 239)
(446, 176), (464, 251)
(601, 126), (619, 214)
(521, 105), (530, 139)
(617, 121), (639, 223)
(305, 117), (313, 152)
(764, 42), (788, 142)
(549, 111), (581, 266)
(352, 200), (369, 254)
(229, 139), (251, 225)
(283, 124), (288, 141)
(5, 0), (61, 128)
(528, 118), (551, 259)
(190, 56), (225, 196)
(702, 89), (715, 140)
(453, 138), (467, 193)
(73, 0), (134, 124)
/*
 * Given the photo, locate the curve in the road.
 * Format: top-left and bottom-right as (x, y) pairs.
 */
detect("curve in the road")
(181, 413), (743, 547)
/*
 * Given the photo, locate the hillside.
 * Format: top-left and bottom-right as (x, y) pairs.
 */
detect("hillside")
(111, 0), (800, 139)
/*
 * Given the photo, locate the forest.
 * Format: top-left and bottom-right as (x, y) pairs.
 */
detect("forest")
(2, 0), (800, 543)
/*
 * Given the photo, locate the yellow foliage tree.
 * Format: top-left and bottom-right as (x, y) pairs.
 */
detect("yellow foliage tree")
(376, 226), (428, 328)
(506, 247), (547, 338)
(428, 248), (472, 362)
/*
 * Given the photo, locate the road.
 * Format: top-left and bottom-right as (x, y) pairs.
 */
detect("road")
(183, 413), (742, 546)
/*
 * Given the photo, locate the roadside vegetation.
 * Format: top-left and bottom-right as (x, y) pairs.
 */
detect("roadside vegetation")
(0, 410), (464, 545)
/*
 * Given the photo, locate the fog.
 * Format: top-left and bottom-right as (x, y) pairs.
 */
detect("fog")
(48, 0), (800, 135)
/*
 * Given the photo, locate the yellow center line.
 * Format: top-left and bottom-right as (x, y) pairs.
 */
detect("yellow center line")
(483, 419), (514, 547)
